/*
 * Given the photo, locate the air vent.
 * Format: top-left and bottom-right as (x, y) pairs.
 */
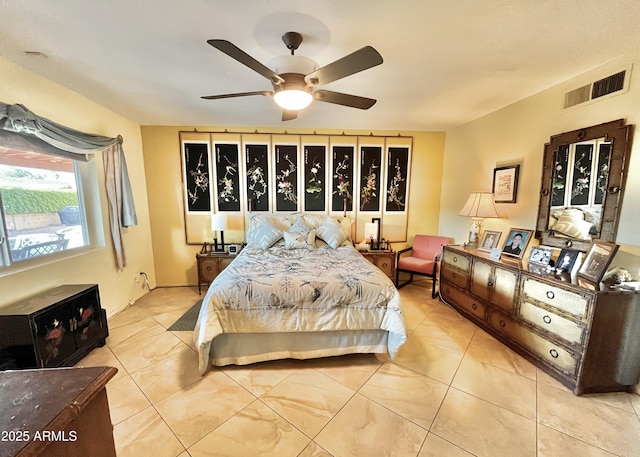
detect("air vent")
(592, 70), (626, 99)
(563, 69), (629, 108)
(564, 84), (591, 108)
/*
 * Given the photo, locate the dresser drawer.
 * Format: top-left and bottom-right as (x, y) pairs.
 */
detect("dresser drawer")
(441, 266), (469, 289)
(522, 277), (592, 319)
(442, 250), (470, 273)
(199, 257), (220, 281)
(368, 254), (395, 279)
(441, 283), (486, 320)
(519, 300), (585, 347)
(488, 310), (579, 378)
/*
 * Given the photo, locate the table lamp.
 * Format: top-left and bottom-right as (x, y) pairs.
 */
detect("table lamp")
(458, 192), (501, 247)
(364, 222), (380, 250)
(210, 213), (227, 252)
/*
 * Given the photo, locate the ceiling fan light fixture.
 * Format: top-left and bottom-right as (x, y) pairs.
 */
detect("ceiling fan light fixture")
(273, 86), (313, 111)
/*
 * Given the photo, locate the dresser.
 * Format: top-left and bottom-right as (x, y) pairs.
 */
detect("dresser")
(0, 285), (108, 370)
(361, 250), (396, 282)
(0, 366), (117, 457)
(440, 245), (640, 395)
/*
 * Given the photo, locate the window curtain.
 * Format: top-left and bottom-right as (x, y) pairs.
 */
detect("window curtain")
(0, 102), (138, 270)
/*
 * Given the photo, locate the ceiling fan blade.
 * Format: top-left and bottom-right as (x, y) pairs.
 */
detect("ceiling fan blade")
(305, 46), (383, 86)
(207, 39), (285, 84)
(313, 90), (377, 110)
(282, 110), (298, 121)
(201, 91), (273, 100)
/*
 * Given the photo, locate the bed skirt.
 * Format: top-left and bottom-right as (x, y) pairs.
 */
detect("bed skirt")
(205, 329), (389, 367)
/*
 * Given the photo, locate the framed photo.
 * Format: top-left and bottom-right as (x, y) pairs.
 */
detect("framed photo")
(556, 248), (582, 273)
(478, 230), (502, 252)
(528, 246), (553, 266)
(493, 165), (520, 203)
(528, 263), (548, 275)
(577, 240), (619, 284)
(501, 228), (533, 259)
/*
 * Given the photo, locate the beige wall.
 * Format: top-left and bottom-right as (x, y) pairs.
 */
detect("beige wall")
(0, 57), (156, 316)
(440, 54), (640, 275)
(141, 126), (445, 286)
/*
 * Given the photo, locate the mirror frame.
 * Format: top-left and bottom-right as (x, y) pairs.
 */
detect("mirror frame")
(536, 119), (634, 252)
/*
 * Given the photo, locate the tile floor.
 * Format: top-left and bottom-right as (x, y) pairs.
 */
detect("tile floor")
(76, 281), (640, 457)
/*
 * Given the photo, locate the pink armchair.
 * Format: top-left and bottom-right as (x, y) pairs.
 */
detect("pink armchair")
(396, 235), (453, 297)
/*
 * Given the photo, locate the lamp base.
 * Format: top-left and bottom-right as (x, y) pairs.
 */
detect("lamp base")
(467, 218), (482, 248)
(213, 232), (225, 253)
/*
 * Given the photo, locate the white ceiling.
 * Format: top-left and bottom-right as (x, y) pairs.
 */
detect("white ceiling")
(1, 1), (639, 131)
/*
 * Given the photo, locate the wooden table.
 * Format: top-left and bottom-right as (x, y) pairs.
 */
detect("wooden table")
(0, 366), (117, 457)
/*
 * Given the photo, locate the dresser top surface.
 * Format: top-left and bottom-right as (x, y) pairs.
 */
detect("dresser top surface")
(443, 244), (636, 295)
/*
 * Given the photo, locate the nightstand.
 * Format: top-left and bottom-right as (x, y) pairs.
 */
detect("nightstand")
(196, 251), (235, 294)
(361, 250), (396, 283)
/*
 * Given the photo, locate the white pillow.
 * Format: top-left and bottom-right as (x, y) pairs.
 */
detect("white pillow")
(316, 217), (350, 249)
(288, 217), (312, 234)
(283, 229), (316, 250)
(247, 217), (284, 249)
(553, 211), (593, 239)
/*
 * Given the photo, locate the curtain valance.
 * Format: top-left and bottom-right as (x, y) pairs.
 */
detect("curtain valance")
(0, 102), (137, 270)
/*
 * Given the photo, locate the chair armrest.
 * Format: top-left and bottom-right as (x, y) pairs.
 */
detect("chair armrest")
(397, 246), (413, 255)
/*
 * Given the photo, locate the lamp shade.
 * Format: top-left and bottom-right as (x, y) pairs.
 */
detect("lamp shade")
(273, 89), (313, 111)
(458, 192), (502, 218)
(364, 222), (378, 241)
(211, 213), (227, 231)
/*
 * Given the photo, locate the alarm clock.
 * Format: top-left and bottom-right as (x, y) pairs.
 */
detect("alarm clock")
(228, 244), (239, 255)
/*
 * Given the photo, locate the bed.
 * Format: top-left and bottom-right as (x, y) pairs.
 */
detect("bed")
(194, 213), (407, 374)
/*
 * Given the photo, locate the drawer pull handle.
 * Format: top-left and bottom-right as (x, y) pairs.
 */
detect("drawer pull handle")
(543, 315), (552, 324)
(451, 273), (457, 278)
(499, 320), (506, 328)
(546, 290), (555, 300)
(472, 303), (477, 310)
(549, 349), (559, 359)
(206, 266), (213, 271)
(453, 256), (458, 262)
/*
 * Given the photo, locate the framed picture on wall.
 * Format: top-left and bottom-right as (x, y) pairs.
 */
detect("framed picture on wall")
(493, 165), (520, 203)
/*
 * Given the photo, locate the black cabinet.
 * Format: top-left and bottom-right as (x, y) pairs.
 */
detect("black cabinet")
(0, 284), (108, 369)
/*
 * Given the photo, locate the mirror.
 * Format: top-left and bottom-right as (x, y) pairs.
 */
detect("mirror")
(536, 119), (634, 251)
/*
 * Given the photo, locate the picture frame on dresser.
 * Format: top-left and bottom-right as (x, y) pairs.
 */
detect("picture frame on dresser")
(528, 246), (553, 265)
(577, 240), (619, 284)
(556, 248), (582, 274)
(478, 230), (502, 252)
(501, 228), (533, 259)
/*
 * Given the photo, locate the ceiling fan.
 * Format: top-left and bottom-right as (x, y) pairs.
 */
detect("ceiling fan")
(201, 31), (383, 121)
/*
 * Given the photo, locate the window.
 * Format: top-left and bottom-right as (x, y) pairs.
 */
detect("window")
(0, 147), (89, 265)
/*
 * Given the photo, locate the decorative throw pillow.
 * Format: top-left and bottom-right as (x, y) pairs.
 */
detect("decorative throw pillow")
(288, 217), (312, 234)
(553, 210), (593, 240)
(248, 218), (284, 249)
(283, 229), (316, 250)
(316, 217), (349, 249)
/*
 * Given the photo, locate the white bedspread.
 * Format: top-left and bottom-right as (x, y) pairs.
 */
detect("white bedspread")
(194, 243), (407, 373)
